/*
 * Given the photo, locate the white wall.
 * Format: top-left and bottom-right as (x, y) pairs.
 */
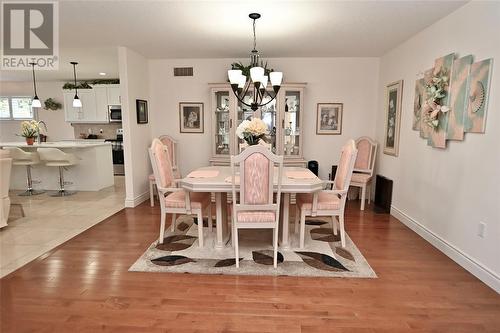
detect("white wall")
(0, 81), (74, 141)
(375, 2), (500, 291)
(118, 47), (152, 207)
(148, 57), (379, 178)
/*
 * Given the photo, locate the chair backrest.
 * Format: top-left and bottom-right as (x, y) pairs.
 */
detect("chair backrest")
(239, 139), (272, 153)
(148, 138), (174, 189)
(231, 145), (283, 221)
(37, 148), (70, 162)
(333, 140), (358, 192)
(354, 136), (377, 175)
(158, 135), (178, 170)
(5, 147), (39, 162)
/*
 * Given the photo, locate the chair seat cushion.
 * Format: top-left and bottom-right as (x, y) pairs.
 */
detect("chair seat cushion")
(296, 192), (340, 211)
(236, 211), (276, 223)
(351, 173), (372, 184)
(164, 191), (210, 209)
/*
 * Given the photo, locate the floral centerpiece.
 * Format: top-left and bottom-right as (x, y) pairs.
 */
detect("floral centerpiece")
(422, 68), (450, 129)
(236, 118), (268, 146)
(20, 120), (40, 145)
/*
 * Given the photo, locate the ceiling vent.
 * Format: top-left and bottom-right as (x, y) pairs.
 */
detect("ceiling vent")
(173, 67), (193, 77)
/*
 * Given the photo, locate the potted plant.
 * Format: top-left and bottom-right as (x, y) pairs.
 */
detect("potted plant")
(20, 120), (39, 145)
(236, 118), (268, 146)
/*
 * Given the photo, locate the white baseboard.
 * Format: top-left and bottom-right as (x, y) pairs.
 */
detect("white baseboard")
(391, 205), (499, 294)
(125, 191), (150, 208)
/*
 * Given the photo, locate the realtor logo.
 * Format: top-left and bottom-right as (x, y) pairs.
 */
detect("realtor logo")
(1, 1), (59, 70)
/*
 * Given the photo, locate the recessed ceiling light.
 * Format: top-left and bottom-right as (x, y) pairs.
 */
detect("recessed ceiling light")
(99, 72), (107, 76)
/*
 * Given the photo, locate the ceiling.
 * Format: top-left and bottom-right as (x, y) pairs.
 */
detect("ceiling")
(0, 0), (466, 82)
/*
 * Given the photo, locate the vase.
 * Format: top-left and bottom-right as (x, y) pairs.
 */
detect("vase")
(245, 135), (261, 146)
(25, 137), (35, 145)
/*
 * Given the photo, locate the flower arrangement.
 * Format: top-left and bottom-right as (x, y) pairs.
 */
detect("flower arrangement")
(20, 120), (40, 145)
(422, 68), (450, 128)
(236, 118), (268, 145)
(43, 98), (62, 111)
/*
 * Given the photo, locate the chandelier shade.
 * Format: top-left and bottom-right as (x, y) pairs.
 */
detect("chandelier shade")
(227, 13), (283, 111)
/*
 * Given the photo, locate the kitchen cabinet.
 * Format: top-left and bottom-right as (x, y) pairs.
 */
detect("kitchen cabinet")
(209, 83), (307, 166)
(107, 85), (121, 105)
(63, 84), (120, 123)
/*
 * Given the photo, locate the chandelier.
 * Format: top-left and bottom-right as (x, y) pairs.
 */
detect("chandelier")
(227, 13), (283, 111)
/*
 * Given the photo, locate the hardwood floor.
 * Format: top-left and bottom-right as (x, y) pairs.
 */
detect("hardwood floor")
(1, 201), (499, 332)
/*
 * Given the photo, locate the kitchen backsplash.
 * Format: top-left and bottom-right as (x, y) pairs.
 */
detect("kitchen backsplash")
(72, 123), (122, 139)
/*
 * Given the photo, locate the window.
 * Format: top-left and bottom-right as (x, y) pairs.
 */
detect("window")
(0, 97), (34, 120)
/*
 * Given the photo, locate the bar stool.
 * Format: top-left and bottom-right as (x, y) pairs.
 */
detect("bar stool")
(37, 148), (79, 197)
(5, 147), (45, 196)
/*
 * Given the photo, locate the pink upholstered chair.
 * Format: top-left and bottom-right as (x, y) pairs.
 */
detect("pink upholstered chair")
(149, 135), (181, 207)
(149, 138), (212, 247)
(295, 140), (358, 249)
(350, 136), (377, 210)
(231, 145), (283, 268)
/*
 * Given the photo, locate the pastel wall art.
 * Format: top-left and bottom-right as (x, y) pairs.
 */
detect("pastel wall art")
(412, 54), (493, 149)
(447, 55), (473, 141)
(464, 58), (493, 133)
(383, 80), (403, 156)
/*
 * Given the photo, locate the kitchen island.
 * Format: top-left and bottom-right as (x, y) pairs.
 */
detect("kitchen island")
(0, 141), (114, 191)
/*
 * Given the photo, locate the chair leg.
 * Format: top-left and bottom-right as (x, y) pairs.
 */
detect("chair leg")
(294, 206), (300, 234)
(367, 183), (371, 204)
(170, 213), (176, 232)
(197, 211), (204, 248)
(332, 216), (338, 235)
(360, 185), (366, 211)
(149, 180), (154, 207)
(207, 204), (213, 233)
(159, 212), (166, 244)
(299, 209), (307, 249)
(234, 226), (240, 268)
(339, 214), (346, 248)
(273, 227), (278, 268)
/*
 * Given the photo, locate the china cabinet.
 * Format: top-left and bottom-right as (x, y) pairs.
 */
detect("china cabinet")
(209, 83), (306, 166)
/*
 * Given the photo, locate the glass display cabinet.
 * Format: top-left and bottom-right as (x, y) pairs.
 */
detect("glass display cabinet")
(209, 83), (306, 166)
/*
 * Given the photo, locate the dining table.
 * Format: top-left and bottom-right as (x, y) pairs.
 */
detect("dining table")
(180, 166), (324, 250)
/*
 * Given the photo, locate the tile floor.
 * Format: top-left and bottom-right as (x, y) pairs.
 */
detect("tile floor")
(0, 176), (125, 277)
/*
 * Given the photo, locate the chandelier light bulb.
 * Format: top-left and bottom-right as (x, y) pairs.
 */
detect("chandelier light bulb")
(250, 66), (264, 83)
(228, 70), (242, 85)
(270, 71), (283, 87)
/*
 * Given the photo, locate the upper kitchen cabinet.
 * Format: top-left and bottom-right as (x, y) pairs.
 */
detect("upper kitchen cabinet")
(106, 85), (121, 105)
(63, 84), (121, 123)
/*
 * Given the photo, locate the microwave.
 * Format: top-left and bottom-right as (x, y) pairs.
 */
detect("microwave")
(108, 105), (122, 122)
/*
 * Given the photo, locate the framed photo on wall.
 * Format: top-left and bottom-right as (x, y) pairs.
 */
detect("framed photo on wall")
(383, 80), (403, 156)
(136, 99), (148, 124)
(316, 103), (343, 135)
(179, 102), (204, 133)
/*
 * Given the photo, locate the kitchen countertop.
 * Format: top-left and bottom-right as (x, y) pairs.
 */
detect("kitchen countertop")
(0, 141), (112, 148)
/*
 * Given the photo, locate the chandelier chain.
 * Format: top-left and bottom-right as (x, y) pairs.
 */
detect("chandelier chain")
(252, 18), (257, 51)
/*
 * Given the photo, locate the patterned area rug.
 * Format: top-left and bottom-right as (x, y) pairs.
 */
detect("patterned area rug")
(129, 216), (376, 278)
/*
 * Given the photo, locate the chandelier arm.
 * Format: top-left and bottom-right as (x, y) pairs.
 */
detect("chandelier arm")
(239, 79), (252, 101)
(260, 90), (278, 107)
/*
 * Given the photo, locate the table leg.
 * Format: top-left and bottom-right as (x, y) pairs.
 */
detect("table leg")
(280, 193), (291, 250)
(215, 192), (228, 249)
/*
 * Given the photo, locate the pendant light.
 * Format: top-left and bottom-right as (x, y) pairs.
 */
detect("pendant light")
(29, 62), (41, 108)
(227, 13), (283, 111)
(70, 61), (82, 108)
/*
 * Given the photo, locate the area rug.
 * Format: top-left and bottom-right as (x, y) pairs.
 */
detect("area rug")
(129, 216), (376, 278)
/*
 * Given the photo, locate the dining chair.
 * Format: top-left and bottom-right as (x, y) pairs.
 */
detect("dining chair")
(295, 140), (358, 249)
(231, 145), (283, 268)
(350, 136), (378, 210)
(149, 135), (181, 207)
(149, 138), (212, 247)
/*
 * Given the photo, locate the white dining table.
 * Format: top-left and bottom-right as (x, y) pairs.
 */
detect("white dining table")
(180, 166), (324, 249)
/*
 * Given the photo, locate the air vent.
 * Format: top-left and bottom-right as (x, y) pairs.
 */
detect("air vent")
(173, 67), (193, 77)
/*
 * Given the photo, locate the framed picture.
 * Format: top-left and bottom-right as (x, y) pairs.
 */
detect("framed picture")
(316, 103), (343, 135)
(136, 99), (148, 124)
(179, 102), (204, 133)
(383, 80), (403, 156)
